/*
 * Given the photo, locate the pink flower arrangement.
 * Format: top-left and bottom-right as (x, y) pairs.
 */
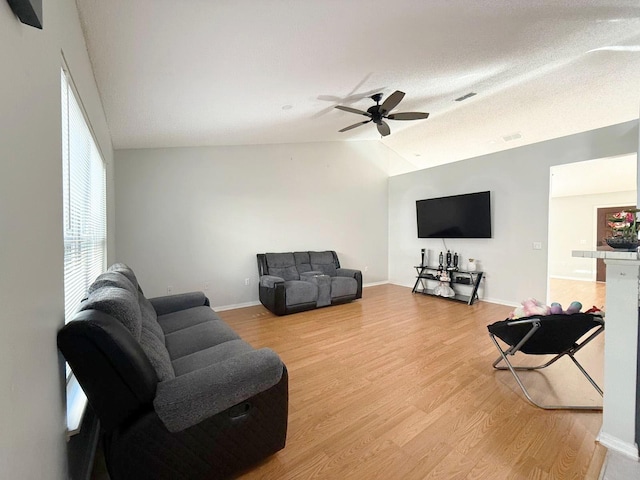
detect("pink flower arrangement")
(608, 209), (639, 241)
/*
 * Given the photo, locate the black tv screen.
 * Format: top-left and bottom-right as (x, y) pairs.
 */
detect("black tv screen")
(416, 191), (491, 238)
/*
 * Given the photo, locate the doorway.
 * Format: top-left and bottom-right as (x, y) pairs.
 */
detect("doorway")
(548, 155), (637, 308)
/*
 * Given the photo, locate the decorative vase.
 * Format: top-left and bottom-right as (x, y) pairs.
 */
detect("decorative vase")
(605, 237), (639, 251)
(467, 259), (477, 272)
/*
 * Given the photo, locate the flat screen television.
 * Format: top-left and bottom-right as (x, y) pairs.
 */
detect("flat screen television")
(416, 191), (492, 238)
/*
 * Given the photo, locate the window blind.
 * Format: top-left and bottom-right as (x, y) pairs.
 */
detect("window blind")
(61, 68), (106, 323)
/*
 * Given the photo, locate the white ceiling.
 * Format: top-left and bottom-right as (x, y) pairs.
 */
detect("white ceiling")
(75, 0), (640, 172)
(551, 154), (637, 197)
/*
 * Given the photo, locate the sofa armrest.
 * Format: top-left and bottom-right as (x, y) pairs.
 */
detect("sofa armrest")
(153, 348), (284, 432)
(148, 292), (209, 316)
(260, 275), (285, 288)
(336, 268), (363, 299)
(336, 268), (360, 278)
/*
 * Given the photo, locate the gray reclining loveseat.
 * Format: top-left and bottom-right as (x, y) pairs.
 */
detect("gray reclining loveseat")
(257, 250), (362, 316)
(57, 263), (288, 480)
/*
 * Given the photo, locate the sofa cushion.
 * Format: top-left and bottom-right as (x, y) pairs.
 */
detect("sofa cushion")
(283, 280), (318, 306)
(310, 251), (338, 277)
(80, 285), (142, 340)
(301, 273), (331, 307)
(139, 292), (164, 343)
(164, 320), (241, 360)
(88, 271), (137, 296)
(108, 263), (139, 291)
(140, 326), (175, 381)
(157, 306), (221, 334)
(294, 252), (312, 274)
(171, 339), (255, 377)
(265, 253), (299, 281)
(331, 276), (358, 299)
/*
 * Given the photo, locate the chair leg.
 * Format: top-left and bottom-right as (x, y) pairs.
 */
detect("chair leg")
(489, 334), (602, 410)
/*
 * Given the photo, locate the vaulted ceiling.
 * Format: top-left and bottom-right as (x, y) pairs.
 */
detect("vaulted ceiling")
(76, 0), (640, 172)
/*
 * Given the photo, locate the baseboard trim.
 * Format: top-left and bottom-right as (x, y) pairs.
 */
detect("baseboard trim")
(214, 300), (261, 311)
(363, 281), (389, 287)
(550, 275), (597, 282)
(596, 431), (639, 460)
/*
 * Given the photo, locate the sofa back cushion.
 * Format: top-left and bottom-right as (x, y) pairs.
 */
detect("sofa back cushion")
(89, 271), (137, 296)
(293, 251), (313, 274)
(80, 285), (143, 340)
(310, 251), (338, 277)
(108, 263), (140, 292)
(265, 253), (300, 281)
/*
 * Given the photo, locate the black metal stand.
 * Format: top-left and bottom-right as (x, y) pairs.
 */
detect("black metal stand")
(412, 265), (483, 305)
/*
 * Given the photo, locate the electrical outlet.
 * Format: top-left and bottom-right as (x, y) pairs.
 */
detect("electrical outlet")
(364, 266), (368, 272)
(244, 278), (250, 286)
(532, 242), (542, 250)
(167, 285), (173, 294)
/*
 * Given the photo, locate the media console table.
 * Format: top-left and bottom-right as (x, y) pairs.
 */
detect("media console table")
(412, 265), (483, 305)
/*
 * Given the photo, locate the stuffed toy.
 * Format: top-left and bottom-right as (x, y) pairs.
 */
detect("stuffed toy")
(434, 271), (455, 298)
(549, 301), (583, 315)
(510, 297), (551, 319)
(584, 305), (605, 317)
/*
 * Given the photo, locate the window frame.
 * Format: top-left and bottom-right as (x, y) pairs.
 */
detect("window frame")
(61, 60), (107, 435)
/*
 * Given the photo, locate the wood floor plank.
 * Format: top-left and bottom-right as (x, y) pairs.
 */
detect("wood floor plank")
(218, 284), (604, 479)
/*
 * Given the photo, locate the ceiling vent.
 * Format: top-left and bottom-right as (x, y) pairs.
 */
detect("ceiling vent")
(502, 132), (522, 142)
(454, 92), (477, 102)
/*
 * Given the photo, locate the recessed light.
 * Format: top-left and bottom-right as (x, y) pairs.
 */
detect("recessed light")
(282, 104), (293, 110)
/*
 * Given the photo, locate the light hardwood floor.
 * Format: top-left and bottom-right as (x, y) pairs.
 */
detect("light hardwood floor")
(548, 278), (606, 313)
(217, 284), (605, 480)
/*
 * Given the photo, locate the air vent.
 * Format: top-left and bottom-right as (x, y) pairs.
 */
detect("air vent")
(454, 92), (477, 102)
(502, 132), (522, 142)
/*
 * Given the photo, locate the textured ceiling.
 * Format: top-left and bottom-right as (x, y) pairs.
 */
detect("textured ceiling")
(75, 0), (640, 173)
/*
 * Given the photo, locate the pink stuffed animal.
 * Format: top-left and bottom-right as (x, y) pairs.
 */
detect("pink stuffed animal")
(510, 298), (551, 319)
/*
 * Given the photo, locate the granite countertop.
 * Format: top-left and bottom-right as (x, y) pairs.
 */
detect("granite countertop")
(572, 249), (639, 260)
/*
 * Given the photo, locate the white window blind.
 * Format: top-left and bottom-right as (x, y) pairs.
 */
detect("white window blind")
(61, 68), (106, 323)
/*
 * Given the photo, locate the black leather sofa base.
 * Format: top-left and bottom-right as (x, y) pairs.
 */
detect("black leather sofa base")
(104, 367), (288, 480)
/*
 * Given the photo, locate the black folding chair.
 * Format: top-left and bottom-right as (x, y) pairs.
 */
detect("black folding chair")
(487, 313), (604, 410)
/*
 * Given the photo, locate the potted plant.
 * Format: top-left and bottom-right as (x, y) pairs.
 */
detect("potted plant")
(606, 208), (640, 250)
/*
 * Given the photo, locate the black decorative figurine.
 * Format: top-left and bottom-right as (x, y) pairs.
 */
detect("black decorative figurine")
(453, 252), (459, 271)
(438, 251), (444, 270)
(446, 250), (452, 270)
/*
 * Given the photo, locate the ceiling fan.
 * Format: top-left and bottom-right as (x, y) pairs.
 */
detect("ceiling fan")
(335, 90), (429, 137)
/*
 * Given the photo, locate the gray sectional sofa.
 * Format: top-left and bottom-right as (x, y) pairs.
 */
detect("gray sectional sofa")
(57, 263), (288, 480)
(257, 250), (362, 315)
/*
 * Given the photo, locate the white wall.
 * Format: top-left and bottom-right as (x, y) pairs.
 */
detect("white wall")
(0, 1), (113, 478)
(389, 121), (638, 306)
(115, 141), (392, 307)
(549, 190), (636, 280)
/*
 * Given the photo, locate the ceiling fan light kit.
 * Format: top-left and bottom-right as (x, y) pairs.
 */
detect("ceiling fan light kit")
(335, 90), (429, 137)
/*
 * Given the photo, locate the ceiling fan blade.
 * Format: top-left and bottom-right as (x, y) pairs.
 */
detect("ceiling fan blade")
(387, 112), (430, 120)
(335, 105), (371, 117)
(380, 90), (405, 114)
(377, 121), (391, 137)
(339, 120), (371, 132)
